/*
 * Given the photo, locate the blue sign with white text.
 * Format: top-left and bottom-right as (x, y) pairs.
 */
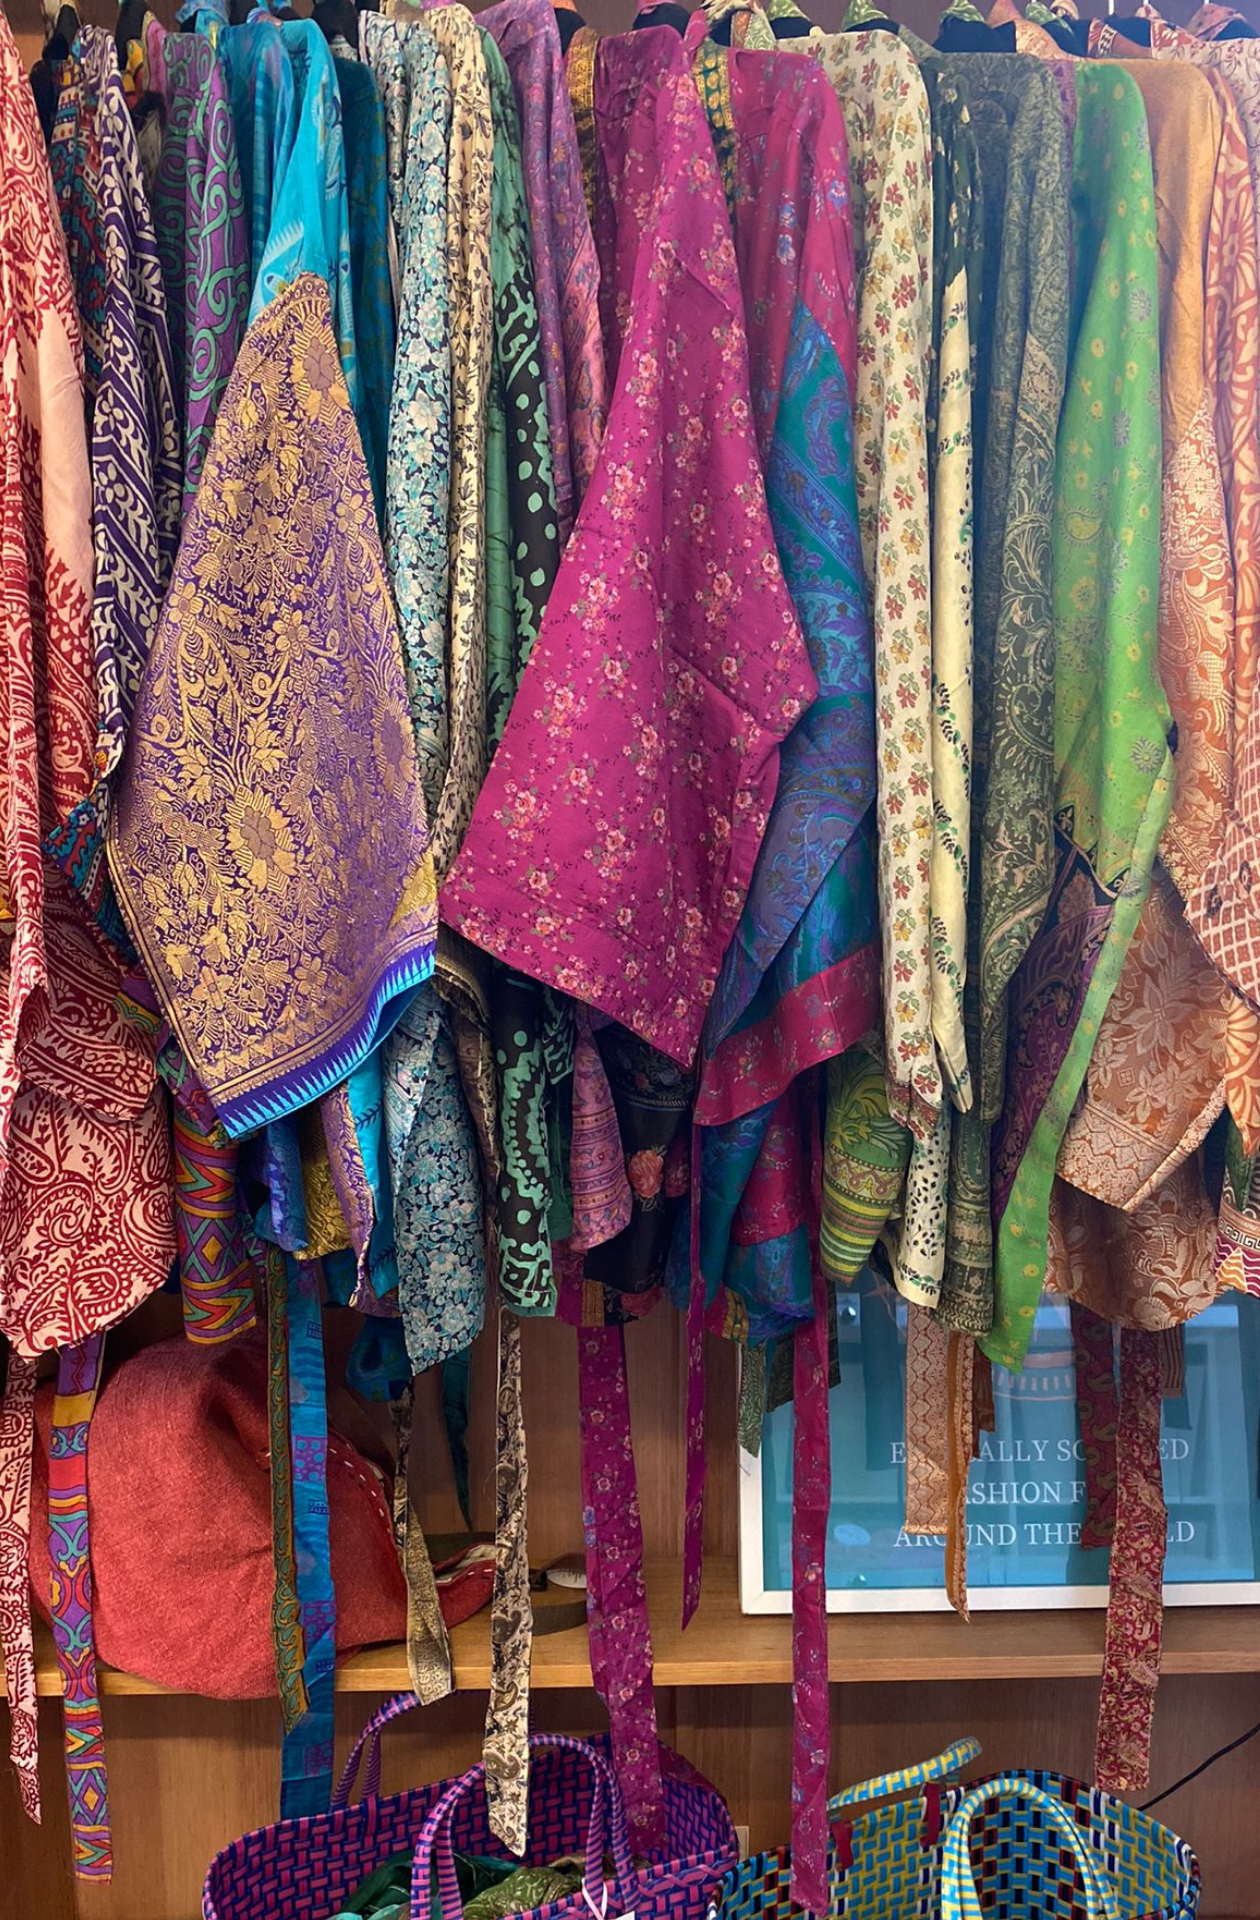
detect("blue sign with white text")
(758, 1271), (1260, 1597)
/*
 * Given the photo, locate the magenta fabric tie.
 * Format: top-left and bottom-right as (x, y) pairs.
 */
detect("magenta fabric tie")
(577, 1321), (664, 1848)
(682, 1128), (706, 1628)
(791, 1261), (832, 1915)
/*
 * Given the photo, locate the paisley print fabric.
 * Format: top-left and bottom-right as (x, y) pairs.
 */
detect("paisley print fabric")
(44, 29), (181, 942)
(1, 872), (175, 1358)
(987, 68), (1171, 1374)
(931, 55), (1070, 1336)
(1051, 1160), (1220, 1330)
(479, 0), (608, 535)
(0, 12), (96, 1201)
(390, 0), (494, 887)
(481, 28), (562, 751)
(109, 275), (439, 1137)
(1, 1084), (175, 1360)
(147, 25), (250, 509)
(362, 13), (452, 817)
(19, 880), (155, 1119)
(785, 30), (938, 1140)
(443, 30), (815, 1065)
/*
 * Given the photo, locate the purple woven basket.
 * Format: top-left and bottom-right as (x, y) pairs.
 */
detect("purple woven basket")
(202, 1698), (737, 1920)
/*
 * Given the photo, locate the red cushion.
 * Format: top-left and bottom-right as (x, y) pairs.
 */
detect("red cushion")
(28, 1333), (407, 1696)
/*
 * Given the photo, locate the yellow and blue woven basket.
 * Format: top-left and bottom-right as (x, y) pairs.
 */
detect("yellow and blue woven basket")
(706, 1744), (1201, 1920)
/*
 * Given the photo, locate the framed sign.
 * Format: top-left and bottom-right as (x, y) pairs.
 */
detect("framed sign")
(739, 1269), (1260, 1613)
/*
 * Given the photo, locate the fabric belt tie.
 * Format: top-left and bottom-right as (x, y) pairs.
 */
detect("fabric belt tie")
(48, 1334), (111, 1878)
(789, 1251), (832, 1916)
(1096, 1327), (1166, 1794)
(174, 1108), (257, 1344)
(683, 1125), (706, 1627)
(1072, 1302), (1119, 1551)
(0, 1350), (39, 1824)
(279, 1255), (336, 1818)
(265, 1246), (308, 1732)
(578, 1319), (664, 1848)
(390, 1385), (455, 1706)
(484, 1306), (532, 1854)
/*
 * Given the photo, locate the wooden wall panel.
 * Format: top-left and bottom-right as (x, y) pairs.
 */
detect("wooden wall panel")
(8, 1672), (1260, 1918)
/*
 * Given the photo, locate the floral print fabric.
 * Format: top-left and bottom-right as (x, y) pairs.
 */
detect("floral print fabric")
(442, 30), (815, 1066)
(784, 30), (938, 1140)
(917, 50), (981, 1116)
(390, 0), (493, 887)
(384, 987), (487, 1372)
(362, 12), (452, 817)
(109, 275), (439, 1137)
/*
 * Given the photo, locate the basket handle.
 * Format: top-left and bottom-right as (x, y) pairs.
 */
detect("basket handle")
(940, 1777), (1119, 1920)
(332, 1690), (431, 1809)
(408, 1734), (638, 1920)
(827, 1739), (982, 1817)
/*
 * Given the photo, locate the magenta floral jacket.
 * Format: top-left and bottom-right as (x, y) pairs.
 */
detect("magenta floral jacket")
(442, 27), (815, 1065)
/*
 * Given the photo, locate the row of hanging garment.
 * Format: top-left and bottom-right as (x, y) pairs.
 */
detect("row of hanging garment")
(3, 0), (1260, 1903)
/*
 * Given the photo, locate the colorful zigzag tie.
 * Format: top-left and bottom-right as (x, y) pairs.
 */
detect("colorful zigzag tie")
(49, 1333), (111, 1880)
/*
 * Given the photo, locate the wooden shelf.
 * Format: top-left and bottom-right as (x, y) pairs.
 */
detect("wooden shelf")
(12, 1559), (1260, 1697)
